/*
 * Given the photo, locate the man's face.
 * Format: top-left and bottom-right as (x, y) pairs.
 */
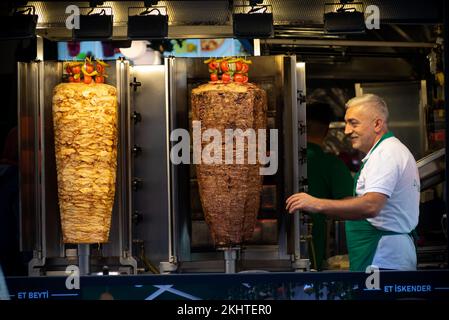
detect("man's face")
(344, 105), (378, 153)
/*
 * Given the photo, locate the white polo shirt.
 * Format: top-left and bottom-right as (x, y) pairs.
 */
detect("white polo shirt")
(355, 136), (420, 270)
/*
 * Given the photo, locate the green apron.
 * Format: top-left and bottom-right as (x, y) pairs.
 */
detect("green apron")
(345, 131), (417, 271)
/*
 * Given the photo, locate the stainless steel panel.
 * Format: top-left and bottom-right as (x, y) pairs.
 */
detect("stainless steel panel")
(18, 61), (63, 275)
(282, 56), (300, 261)
(355, 81), (427, 160)
(113, 59), (137, 273)
(97, 62), (122, 259)
(131, 65), (170, 265)
(171, 57), (191, 263)
(295, 61), (310, 270)
(41, 61), (64, 259)
(118, 59), (132, 256)
(18, 62), (40, 254)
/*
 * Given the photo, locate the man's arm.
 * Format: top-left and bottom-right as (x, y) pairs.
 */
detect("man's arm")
(285, 192), (387, 220)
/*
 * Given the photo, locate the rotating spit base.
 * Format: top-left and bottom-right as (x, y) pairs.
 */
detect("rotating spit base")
(159, 261), (178, 274)
(27, 245), (136, 276)
(78, 244), (90, 276)
(217, 246), (240, 274)
(292, 258), (311, 272)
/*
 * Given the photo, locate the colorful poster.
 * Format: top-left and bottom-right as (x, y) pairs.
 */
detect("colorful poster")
(58, 41), (124, 61)
(164, 39), (252, 57)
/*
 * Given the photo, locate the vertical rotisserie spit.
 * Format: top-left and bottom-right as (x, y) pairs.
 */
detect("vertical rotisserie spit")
(52, 82), (118, 243)
(191, 78), (267, 247)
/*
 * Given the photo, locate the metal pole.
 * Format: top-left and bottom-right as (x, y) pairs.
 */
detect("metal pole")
(78, 244), (90, 276)
(162, 57), (181, 272)
(223, 248), (238, 274)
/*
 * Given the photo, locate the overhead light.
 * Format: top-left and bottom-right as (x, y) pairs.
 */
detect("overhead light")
(324, 1), (365, 34)
(127, 3), (169, 39)
(73, 6), (113, 40)
(233, 1), (273, 38)
(0, 5), (38, 40)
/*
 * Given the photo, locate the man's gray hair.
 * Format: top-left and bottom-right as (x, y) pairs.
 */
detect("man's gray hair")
(346, 94), (389, 122)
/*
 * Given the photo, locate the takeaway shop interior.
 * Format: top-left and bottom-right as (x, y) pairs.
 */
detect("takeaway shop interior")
(0, 0), (448, 286)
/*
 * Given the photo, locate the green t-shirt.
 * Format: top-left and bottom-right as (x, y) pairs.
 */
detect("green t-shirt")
(307, 142), (353, 270)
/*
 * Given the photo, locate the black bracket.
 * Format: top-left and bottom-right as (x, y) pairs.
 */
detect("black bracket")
(299, 147), (307, 164)
(298, 121), (306, 135)
(88, 1), (104, 8)
(297, 90), (306, 104)
(249, 0), (264, 6)
(132, 177), (143, 191)
(144, 0), (159, 7)
(132, 111), (142, 124)
(130, 77), (142, 91)
(132, 210), (143, 224)
(132, 145), (142, 157)
(299, 176), (308, 188)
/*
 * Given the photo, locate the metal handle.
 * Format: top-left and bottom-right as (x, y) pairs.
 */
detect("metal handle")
(130, 77), (142, 91)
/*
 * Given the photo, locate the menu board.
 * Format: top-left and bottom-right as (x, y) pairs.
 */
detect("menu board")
(58, 39), (253, 62)
(57, 41), (124, 61)
(164, 38), (252, 57)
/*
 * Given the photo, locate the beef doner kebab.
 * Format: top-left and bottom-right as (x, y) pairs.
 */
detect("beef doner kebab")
(191, 57), (267, 247)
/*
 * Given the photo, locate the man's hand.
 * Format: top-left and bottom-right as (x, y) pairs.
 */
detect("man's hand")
(286, 193), (322, 214)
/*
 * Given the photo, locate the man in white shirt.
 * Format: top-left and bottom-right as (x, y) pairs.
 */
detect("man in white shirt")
(286, 94), (420, 271)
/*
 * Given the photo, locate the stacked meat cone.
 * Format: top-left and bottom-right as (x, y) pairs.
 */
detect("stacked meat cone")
(191, 82), (267, 247)
(52, 83), (118, 243)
